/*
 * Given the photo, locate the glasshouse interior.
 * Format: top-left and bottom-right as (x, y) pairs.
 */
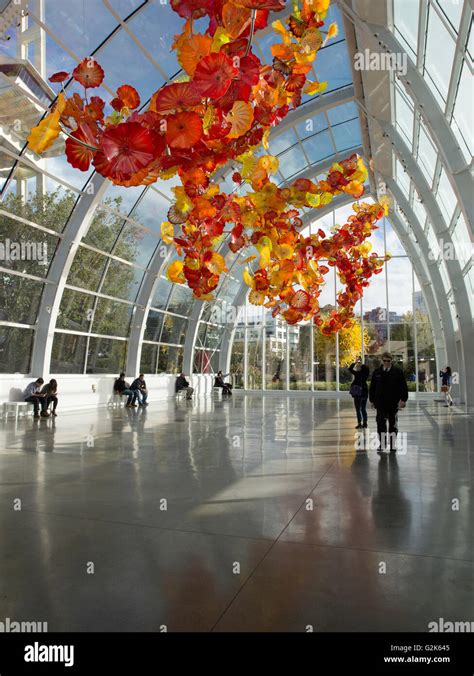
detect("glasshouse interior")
(0, 0), (472, 635)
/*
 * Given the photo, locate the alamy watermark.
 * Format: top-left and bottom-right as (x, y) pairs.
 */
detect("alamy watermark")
(0, 617), (48, 632)
(0, 239), (48, 263)
(428, 618), (474, 632)
(354, 49), (407, 76)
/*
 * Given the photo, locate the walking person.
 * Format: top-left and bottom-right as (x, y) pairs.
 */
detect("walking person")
(440, 367), (453, 407)
(41, 379), (59, 416)
(369, 352), (408, 453)
(349, 356), (369, 429)
(23, 378), (49, 419)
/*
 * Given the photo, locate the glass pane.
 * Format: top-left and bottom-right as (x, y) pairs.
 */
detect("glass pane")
(265, 316), (286, 390)
(436, 0), (463, 32)
(67, 247), (108, 291)
(0, 213), (57, 277)
(247, 326), (263, 389)
(424, 5), (456, 103)
(84, 207), (127, 253)
(394, 86), (414, 145)
(230, 331), (244, 389)
(57, 288), (95, 332)
(289, 324), (311, 390)
(331, 118), (361, 152)
(296, 112), (328, 139)
(452, 214), (472, 268)
(86, 337), (127, 374)
(91, 298), (133, 337)
(313, 327), (336, 390)
(313, 40), (352, 93)
(387, 257), (413, 317)
(452, 62), (473, 163)
(100, 259), (142, 302)
(0, 274), (43, 324)
(114, 223), (159, 268)
(157, 345), (183, 374)
(167, 284), (194, 316)
(144, 310), (165, 342)
(51, 333), (87, 374)
(417, 322), (437, 391)
(0, 326), (33, 373)
(389, 323), (415, 383)
(393, 0), (419, 56)
(151, 276), (173, 310)
(140, 343), (158, 375)
(303, 129), (335, 165)
(1, 189), (76, 233)
(268, 128), (298, 156)
(435, 167), (457, 224)
(160, 314), (188, 345)
(277, 145), (307, 180)
(327, 101), (358, 126)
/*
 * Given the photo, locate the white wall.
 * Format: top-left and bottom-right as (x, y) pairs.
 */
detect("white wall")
(0, 374), (214, 412)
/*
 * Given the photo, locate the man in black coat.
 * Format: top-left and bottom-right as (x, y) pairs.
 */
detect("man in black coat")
(369, 352), (408, 452)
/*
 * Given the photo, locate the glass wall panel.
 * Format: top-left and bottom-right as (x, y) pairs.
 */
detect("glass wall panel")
(57, 289), (95, 332)
(160, 314), (188, 345)
(151, 276), (173, 310)
(91, 298), (133, 338)
(84, 207), (127, 253)
(51, 333), (87, 374)
(416, 321), (437, 392)
(289, 324), (311, 390)
(67, 247), (108, 291)
(100, 259), (141, 302)
(265, 317), (286, 390)
(158, 345), (183, 374)
(167, 284), (195, 316)
(86, 337), (127, 374)
(0, 326), (33, 373)
(247, 326), (263, 389)
(1, 189), (76, 234)
(313, 328), (336, 390)
(230, 328), (244, 389)
(0, 214), (57, 276)
(144, 310), (165, 342)
(140, 343), (159, 375)
(193, 348), (218, 374)
(0, 274), (43, 324)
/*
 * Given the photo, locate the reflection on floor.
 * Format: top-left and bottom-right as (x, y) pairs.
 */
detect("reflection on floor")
(0, 394), (472, 632)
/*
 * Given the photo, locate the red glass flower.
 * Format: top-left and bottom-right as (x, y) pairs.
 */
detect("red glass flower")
(193, 53), (238, 99)
(72, 58), (105, 89)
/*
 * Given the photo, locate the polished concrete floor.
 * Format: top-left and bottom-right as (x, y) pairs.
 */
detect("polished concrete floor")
(0, 394), (472, 632)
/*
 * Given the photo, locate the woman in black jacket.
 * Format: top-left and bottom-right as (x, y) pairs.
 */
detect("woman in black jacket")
(349, 357), (370, 429)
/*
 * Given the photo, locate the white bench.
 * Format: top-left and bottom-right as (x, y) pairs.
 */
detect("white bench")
(108, 393), (126, 408)
(2, 401), (34, 422)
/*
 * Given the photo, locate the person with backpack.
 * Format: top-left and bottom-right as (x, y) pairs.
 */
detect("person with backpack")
(349, 356), (370, 429)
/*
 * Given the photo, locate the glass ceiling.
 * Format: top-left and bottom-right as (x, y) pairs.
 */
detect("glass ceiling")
(0, 0), (471, 379)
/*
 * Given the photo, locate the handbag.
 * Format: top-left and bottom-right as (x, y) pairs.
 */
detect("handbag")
(350, 383), (363, 397)
(441, 385), (449, 392)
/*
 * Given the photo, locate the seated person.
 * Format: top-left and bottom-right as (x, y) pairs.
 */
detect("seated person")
(175, 373), (194, 400)
(23, 378), (49, 418)
(113, 373), (137, 407)
(130, 374), (148, 406)
(41, 379), (59, 416)
(214, 370), (232, 395)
